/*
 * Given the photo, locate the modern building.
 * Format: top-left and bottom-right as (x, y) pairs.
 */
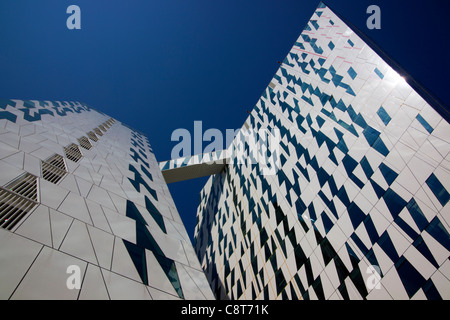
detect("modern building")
(190, 2), (450, 300)
(0, 99), (214, 300)
(2, 2), (449, 302)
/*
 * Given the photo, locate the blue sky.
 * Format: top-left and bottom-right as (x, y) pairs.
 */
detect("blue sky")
(1, 0), (449, 242)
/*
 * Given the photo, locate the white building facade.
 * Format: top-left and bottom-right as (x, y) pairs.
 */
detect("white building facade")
(0, 99), (214, 300)
(193, 3), (450, 300)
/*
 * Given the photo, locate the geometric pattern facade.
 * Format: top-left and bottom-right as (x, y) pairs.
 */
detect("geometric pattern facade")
(194, 3), (450, 300)
(0, 99), (214, 299)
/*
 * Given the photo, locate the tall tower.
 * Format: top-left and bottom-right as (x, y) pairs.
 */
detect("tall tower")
(0, 99), (214, 300)
(193, 3), (450, 300)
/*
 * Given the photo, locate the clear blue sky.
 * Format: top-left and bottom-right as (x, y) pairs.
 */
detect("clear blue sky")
(1, 0), (449, 243)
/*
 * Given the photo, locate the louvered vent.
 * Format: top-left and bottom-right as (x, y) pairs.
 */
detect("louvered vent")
(0, 173), (39, 230)
(105, 118), (115, 126)
(78, 136), (92, 150)
(42, 154), (67, 184)
(87, 131), (98, 142)
(98, 124), (106, 132)
(64, 143), (83, 162)
(94, 127), (103, 137)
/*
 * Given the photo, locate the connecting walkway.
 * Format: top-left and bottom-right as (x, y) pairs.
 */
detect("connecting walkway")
(159, 150), (229, 183)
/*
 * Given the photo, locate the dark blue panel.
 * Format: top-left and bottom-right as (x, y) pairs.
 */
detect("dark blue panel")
(378, 231), (399, 262)
(349, 266), (368, 298)
(413, 236), (439, 269)
(126, 200), (148, 226)
(162, 161), (170, 171)
(379, 163), (398, 186)
(130, 147), (150, 168)
(308, 202), (317, 222)
(22, 100), (35, 108)
(426, 217), (450, 251)
(140, 164), (153, 182)
(339, 82), (349, 90)
(128, 164), (158, 200)
(157, 254), (185, 299)
(331, 74), (343, 87)
(360, 156), (374, 179)
(425, 173), (450, 206)
(0, 111), (17, 123)
(346, 86), (356, 96)
(335, 99), (347, 112)
(294, 42), (305, 49)
(0, 99), (16, 109)
(347, 67), (357, 80)
(318, 190), (338, 219)
(373, 137), (389, 156)
(349, 173), (365, 189)
(312, 276), (325, 300)
(342, 154), (358, 176)
(316, 115), (325, 128)
(395, 216), (419, 240)
(423, 279), (442, 300)
(363, 215), (379, 244)
(337, 186), (351, 207)
(396, 257), (426, 298)
(294, 244), (307, 270)
(327, 176), (338, 196)
(363, 126), (381, 146)
(351, 233), (369, 256)
(406, 199), (428, 231)
(321, 211), (334, 234)
(365, 249), (381, 276)
(377, 106), (391, 125)
(317, 167), (330, 187)
(354, 113), (368, 129)
(133, 220), (185, 299)
(20, 108), (54, 122)
(347, 202), (366, 229)
(123, 239), (148, 285)
(336, 136), (349, 154)
(374, 68), (384, 79)
(347, 105), (357, 121)
(370, 179), (386, 199)
(145, 196), (167, 233)
(383, 189), (407, 219)
(416, 114), (434, 133)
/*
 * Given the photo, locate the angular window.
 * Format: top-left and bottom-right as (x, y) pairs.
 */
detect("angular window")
(78, 136), (92, 150)
(41, 154), (67, 184)
(64, 143), (83, 162)
(98, 124), (106, 132)
(105, 118), (115, 127)
(94, 127), (103, 137)
(0, 173), (39, 230)
(87, 131), (98, 142)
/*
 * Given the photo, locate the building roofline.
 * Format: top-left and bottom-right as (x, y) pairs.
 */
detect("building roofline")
(320, 1), (449, 123)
